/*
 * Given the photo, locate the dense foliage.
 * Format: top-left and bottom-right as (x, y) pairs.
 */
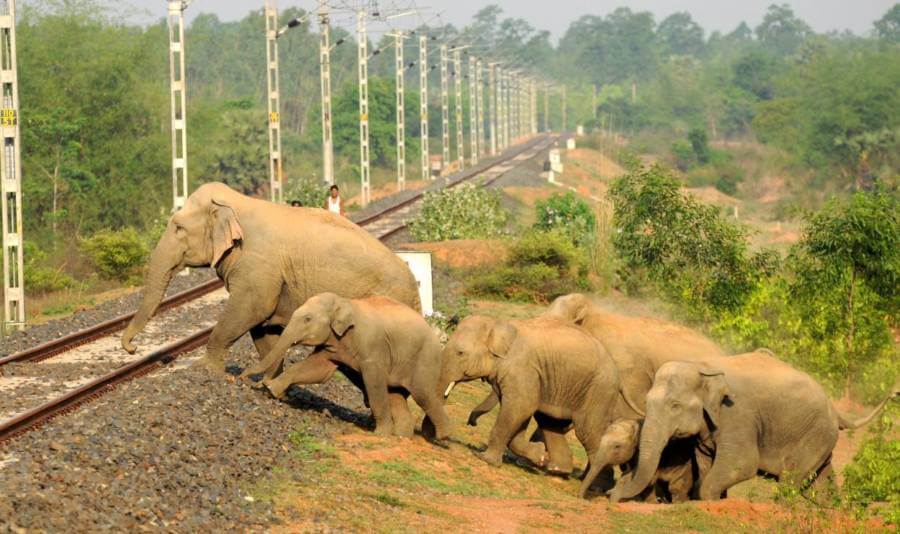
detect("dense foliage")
(408, 185), (509, 242)
(467, 230), (589, 303)
(609, 165), (776, 318)
(533, 192), (596, 246)
(79, 228), (148, 282)
(842, 405), (900, 524)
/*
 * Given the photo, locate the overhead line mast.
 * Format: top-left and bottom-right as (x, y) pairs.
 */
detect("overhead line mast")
(264, 0), (283, 203)
(356, 8), (371, 205)
(1, 0), (24, 332)
(467, 56), (478, 165)
(167, 0), (190, 211)
(439, 44), (450, 171)
(452, 47), (464, 171)
(319, 7), (335, 185)
(419, 35), (429, 180)
(391, 30), (407, 191)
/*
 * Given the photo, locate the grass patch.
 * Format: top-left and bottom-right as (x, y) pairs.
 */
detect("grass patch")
(367, 459), (498, 497)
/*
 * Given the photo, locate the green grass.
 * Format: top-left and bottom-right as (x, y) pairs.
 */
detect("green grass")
(367, 459), (498, 497)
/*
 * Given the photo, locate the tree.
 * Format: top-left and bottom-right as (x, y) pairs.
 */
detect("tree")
(657, 12), (705, 57)
(788, 189), (899, 398)
(755, 3), (813, 56)
(874, 3), (900, 42)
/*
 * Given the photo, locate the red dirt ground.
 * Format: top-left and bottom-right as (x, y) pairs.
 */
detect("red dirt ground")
(398, 240), (508, 269)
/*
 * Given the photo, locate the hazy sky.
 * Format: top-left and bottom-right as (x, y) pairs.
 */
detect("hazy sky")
(139, 1), (895, 40)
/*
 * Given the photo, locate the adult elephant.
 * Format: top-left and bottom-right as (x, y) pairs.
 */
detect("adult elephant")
(610, 352), (898, 501)
(121, 182), (420, 372)
(469, 293), (726, 475)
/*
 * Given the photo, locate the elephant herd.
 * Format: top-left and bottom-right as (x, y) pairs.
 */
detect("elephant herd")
(122, 182), (895, 503)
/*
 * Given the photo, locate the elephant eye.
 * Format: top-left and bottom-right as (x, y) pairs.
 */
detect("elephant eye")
(304, 316), (311, 323)
(456, 349), (464, 357)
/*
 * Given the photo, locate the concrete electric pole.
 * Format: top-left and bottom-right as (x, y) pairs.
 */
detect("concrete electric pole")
(167, 0), (190, 211)
(452, 48), (465, 170)
(356, 9), (371, 205)
(475, 59), (485, 157)
(439, 44), (450, 171)
(487, 63), (497, 155)
(467, 57), (478, 166)
(419, 35), (430, 180)
(264, 1), (283, 203)
(319, 8), (335, 185)
(1, 0), (24, 331)
(391, 31), (407, 190)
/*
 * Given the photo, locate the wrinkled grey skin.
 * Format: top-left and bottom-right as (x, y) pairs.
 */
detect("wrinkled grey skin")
(121, 182), (420, 373)
(469, 293), (724, 480)
(254, 293), (451, 441)
(440, 315), (622, 498)
(612, 352), (849, 501)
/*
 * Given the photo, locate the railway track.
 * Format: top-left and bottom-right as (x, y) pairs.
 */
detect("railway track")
(0, 134), (555, 444)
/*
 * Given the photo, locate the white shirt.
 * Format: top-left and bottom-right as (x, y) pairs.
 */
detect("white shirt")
(327, 195), (341, 215)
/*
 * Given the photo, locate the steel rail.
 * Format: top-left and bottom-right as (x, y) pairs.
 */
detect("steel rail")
(0, 327), (212, 444)
(0, 278), (224, 367)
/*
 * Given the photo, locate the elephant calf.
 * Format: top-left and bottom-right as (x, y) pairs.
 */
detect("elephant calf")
(441, 315), (627, 497)
(253, 293), (452, 442)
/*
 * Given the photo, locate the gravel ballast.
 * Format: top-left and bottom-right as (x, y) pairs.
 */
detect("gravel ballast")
(0, 340), (368, 531)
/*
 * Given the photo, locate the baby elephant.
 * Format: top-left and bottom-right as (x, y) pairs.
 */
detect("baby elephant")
(254, 293), (452, 442)
(580, 419), (640, 498)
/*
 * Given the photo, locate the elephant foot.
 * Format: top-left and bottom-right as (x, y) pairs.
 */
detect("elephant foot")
(194, 356), (225, 374)
(421, 416), (436, 439)
(546, 464), (572, 478)
(263, 380), (288, 400)
(475, 450), (503, 467)
(373, 423), (394, 437)
(427, 436), (451, 449)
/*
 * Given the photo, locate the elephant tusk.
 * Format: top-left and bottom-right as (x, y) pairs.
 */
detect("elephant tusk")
(444, 381), (457, 398)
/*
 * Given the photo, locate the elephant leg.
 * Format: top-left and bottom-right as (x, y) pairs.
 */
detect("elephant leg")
(203, 287), (277, 372)
(468, 390), (499, 427)
(241, 325), (289, 380)
(358, 359), (393, 436)
(478, 388), (538, 467)
(698, 444), (758, 501)
(533, 413), (574, 475)
(509, 422), (546, 467)
(389, 391), (415, 438)
(408, 382), (452, 442)
(263, 352), (338, 399)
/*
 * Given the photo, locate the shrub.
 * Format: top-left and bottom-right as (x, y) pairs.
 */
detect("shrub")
(609, 164), (776, 320)
(671, 140), (695, 171)
(23, 242), (75, 294)
(533, 192), (597, 246)
(80, 228), (148, 281)
(285, 178), (328, 209)
(688, 127), (710, 165)
(843, 405), (900, 525)
(467, 230), (589, 303)
(408, 184), (509, 242)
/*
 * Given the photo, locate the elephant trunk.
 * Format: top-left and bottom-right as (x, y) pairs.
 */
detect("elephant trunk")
(579, 457), (610, 499)
(121, 225), (184, 353)
(611, 423), (668, 502)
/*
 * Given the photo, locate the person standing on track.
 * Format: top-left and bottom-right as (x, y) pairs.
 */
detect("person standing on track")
(324, 184), (344, 216)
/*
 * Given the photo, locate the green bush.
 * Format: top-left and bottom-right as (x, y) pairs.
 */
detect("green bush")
(688, 127), (711, 165)
(285, 178), (328, 209)
(671, 140), (695, 171)
(80, 228), (148, 281)
(408, 184), (509, 242)
(609, 164), (776, 320)
(467, 230), (589, 303)
(533, 192), (597, 246)
(23, 242), (75, 294)
(843, 405), (900, 525)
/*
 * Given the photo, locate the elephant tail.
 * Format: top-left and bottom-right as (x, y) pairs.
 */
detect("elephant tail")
(619, 386), (645, 418)
(754, 347), (776, 357)
(836, 387), (899, 430)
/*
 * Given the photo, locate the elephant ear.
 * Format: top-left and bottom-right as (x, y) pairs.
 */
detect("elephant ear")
(209, 200), (244, 266)
(699, 369), (732, 428)
(330, 296), (355, 336)
(487, 320), (517, 358)
(573, 301), (589, 325)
